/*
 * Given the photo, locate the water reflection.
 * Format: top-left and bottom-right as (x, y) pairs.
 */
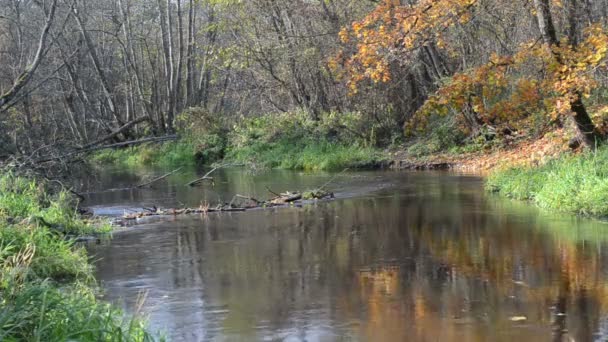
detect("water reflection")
(87, 171), (608, 341)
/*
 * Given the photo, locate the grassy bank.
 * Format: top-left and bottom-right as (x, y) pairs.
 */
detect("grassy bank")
(91, 110), (389, 171)
(0, 173), (158, 341)
(486, 147), (608, 217)
(91, 139), (199, 168)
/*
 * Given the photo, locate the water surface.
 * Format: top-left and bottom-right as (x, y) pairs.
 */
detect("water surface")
(84, 168), (608, 341)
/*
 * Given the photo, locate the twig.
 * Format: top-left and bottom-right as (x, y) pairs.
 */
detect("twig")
(137, 167), (182, 188)
(315, 168), (350, 192)
(265, 186), (281, 197)
(81, 116), (151, 149)
(44, 177), (86, 202)
(186, 163), (237, 186)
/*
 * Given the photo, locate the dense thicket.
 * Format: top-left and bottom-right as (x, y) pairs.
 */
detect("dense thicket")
(2, 0), (608, 160)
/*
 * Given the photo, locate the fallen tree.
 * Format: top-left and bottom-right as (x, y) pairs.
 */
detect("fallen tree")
(119, 188), (334, 222)
(32, 135), (178, 165)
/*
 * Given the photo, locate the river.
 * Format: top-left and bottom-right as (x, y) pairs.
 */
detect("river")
(81, 167), (608, 341)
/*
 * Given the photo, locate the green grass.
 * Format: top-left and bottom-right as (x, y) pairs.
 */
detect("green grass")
(487, 147), (608, 217)
(91, 140), (197, 168)
(226, 139), (385, 171)
(91, 110), (388, 171)
(0, 281), (157, 342)
(0, 173), (159, 341)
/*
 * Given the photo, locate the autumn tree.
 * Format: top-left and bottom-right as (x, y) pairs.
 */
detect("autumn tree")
(336, 0), (608, 147)
(533, 0), (603, 146)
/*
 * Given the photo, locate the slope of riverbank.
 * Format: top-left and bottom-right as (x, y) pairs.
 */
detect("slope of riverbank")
(0, 174), (158, 340)
(390, 129), (571, 173)
(392, 128), (608, 218)
(486, 146), (608, 217)
(403, 128), (608, 218)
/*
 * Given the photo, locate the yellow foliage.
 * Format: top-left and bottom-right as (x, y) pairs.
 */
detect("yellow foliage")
(332, 0), (608, 134)
(329, 0), (477, 94)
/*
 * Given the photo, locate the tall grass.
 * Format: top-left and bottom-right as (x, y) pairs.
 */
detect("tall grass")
(487, 147), (608, 217)
(91, 140), (197, 168)
(226, 139), (384, 171)
(0, 173), (159, 341)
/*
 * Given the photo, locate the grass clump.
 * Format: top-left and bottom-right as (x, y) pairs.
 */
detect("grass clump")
(0, 173), (158, 341)
(486, 147), (608, 217)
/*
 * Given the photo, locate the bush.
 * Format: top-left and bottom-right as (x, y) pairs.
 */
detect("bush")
(406, 118), (467, 157)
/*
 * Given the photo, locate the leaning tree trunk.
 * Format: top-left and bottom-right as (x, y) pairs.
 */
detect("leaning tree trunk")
(533, 0), (602, 147)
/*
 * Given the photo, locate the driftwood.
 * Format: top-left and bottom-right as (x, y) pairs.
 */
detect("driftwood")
(114, 168), (346, 223)
(83, 135), (178, 152)
(395, 160), (453, 170)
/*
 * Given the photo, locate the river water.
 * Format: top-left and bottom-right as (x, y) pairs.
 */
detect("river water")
(82, 168), (608, 341)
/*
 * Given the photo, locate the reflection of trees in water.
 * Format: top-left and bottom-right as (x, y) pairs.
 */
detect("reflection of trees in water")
(92, 173), (608, 341)
(402, 187), (608, 342)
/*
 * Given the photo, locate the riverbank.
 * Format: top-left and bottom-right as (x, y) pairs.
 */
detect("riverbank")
(91, 111), (390, 171)
(487, 146), (608, 217)
(0, 173), (158, 340)
(392, 128), (608, 218)
(87, 108), (608, 219)
(401, 126), (608, 218)
(390, 128), (571, 173)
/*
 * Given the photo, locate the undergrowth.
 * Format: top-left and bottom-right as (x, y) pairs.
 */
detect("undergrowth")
(91, 109), (388, 171)
(486, 147), (608, 217)
(0, 173), (159, 341)
(91, 139), (198, 168)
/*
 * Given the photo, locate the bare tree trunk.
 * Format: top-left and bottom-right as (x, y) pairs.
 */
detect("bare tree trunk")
(174, 0), (185, 116)
(197, 3), (217, 108)
(566, 0), (579, 45)
(165, 0), (176, 132)
(158, 0), (173, 133)
(72, 4), (123, 125)
(533, 0), (602, 147)
(185, 0), (196, 108)
(118, 0), (153, 123)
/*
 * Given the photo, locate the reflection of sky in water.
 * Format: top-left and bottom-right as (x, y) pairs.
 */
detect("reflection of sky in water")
(86, 169), (608, 341)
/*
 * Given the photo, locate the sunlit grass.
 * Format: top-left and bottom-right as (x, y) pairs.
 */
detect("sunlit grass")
(487, 147), (608, 217)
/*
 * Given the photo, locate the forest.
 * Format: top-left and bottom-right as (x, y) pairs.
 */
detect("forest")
(0, 0), (604, 162)
(2, 0), (608, 340)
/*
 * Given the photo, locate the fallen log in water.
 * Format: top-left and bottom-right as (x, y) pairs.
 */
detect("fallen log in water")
(116, 169), (346, 224)
(119, 189), (334, 222)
